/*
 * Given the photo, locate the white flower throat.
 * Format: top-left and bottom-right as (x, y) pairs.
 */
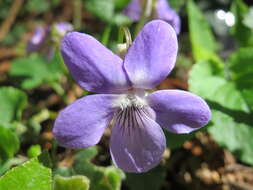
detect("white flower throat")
(114, 89), (148, 110)
(112, 89), (154, 132)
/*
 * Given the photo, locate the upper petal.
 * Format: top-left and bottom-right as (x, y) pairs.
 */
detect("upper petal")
(123, 20), (178, 89)
(156, 0), (181, 35)
(110, 106), (166, 173)
(61, 32), (130, 93)
(148, 90), (211, 134)
(53, 94), (118, 149)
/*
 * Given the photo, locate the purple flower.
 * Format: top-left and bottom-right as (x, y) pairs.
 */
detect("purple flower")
(53, 20), (211, 173)
(123, 0), (142, 22)
(54, 22), (73, 37)
(123, 0), (181, 34)
(27, 22), (73, 55)
(27, 26), (49, 53)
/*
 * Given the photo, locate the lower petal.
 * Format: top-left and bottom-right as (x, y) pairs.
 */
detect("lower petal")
(53, 94), (118, 149)
(110, 106), (166, 173)
(148, 90), (211, 134)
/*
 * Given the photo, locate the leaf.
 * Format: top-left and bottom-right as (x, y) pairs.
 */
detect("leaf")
(25, 0), (50, 13)
(165, 131), (196, 149)
(209, 110), (253, 165)
(38, 150), (53, 169)
(0, 87), (27, 124)
(228, 47), (253, 89)
(27, 145), (42, 158)
(85, 0), (114, 22)
(54, 175), (90, 190)
(125, 166), (166, 190)
(189, 60), (253, 166)
(187, 0), (219, 62)
(74, 147), (124, 190)
(84, 0), (130, 25)
(9, 54), (62, 90)
(0, 125), (19, 160)
(0, 157), (52, 190)
(231, 0), (253, 46)
(227, 48), (253, 110)
(243, 7), (253, 29)
(114, 0), (131, 10)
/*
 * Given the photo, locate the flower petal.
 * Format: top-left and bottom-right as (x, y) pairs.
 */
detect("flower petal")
(123, 20), (178, 89)
(53, 94), (118, 149)
(148, 90), (211, 134)
(61, 32), (130, 93)
(123, 0), (142, 21)
(110, 106), (166, 173)
(157, 0), (181, 34)
(27, 26), (49, 53)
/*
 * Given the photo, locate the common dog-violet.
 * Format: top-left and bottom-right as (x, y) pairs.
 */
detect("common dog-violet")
(123, 0), (181, 34)
(53, 20), (211, 173)
(27, 22), (73, 55)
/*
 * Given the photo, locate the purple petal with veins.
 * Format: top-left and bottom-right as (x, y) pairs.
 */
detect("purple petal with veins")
(53, 20), (211, 173)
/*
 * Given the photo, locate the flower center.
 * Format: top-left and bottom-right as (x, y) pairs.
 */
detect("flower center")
(113, 89), (148, 110)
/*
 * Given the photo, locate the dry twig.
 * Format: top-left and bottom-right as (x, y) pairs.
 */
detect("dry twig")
(0, 0), (24, 42)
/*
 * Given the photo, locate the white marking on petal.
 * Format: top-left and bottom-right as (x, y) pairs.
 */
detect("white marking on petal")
(113, 89), (148, 110)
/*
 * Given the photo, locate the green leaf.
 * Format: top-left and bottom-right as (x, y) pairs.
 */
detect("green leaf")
(187, 0), (219, 62)
(113, 14), (132, 26)
(165, 131), (196, 149)
(25, 0), (50, 13)
(189, 60), (253, 166)
(125, 166), (166, 190)
(0, 87), (27, 124)
(74, 147), (124, 190)
(38, 150), (53, 169)
(209, 110), (253, 165)
(9, 54), (62, 90)
(114, 0), (131, 10)
(0, 125), (19, 160)
(54, 175), (90, 190)
(0, 158), (52, 190)
(231, 0), (253, 46)
(84, 0), (130, 25)
(228, 47), (253, 89)
(227, 48), (253, 110)
(169, 0), (186, 11)
(27, 145), (42, 158)
(243, 7), (253, 29)
(85, 0), (114, 22)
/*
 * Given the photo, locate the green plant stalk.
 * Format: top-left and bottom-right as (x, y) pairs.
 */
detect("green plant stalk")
(101, 25), (112, 46)
(73, 0), (82, 30)
(134, 0), (154, 37)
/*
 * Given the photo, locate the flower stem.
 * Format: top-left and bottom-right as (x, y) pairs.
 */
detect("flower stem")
(73, 0), (82, 30)
(134, 0), (154, 37)
(101, 25), (112, 46)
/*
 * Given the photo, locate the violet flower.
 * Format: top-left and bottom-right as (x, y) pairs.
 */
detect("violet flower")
(53, 22), (74, 37)
(123, 0), (181, 34)
(53, 20), (211, 173)
(27, 26), (49, 53)
(27, 22), (73, 54)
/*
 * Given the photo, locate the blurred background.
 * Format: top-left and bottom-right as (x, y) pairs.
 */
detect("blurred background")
(0, 0), (253, 189)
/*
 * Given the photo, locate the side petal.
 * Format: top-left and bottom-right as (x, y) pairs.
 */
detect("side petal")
(61, 32), (130, 94)
(148, 90), (211, 134)
(123, 20), (178, 89)
(156, 0), (181, 35)
(53, 94), (118, 149)
(110, 106), (166, 173)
